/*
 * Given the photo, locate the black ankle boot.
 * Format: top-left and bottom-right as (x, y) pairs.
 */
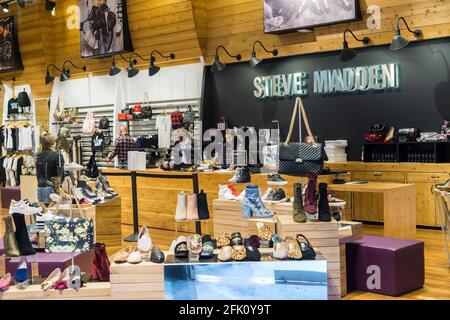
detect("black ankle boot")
(12, 213), (36, 256)
(197, 190), (210, 220)
(318, 183), (331, 222)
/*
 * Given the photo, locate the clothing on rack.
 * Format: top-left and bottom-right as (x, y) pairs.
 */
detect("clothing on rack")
(110, 134), (136, 163)
(135, 135), (158, 149)
(4, 124), (34, 152)
(156, 114), (171, 149)
(1, 155), (24, 186)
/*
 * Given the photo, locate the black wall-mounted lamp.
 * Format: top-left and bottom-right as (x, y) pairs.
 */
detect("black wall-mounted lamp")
(250, 41), (278, 67)
(45, 0), (56, 16)
(126, 53), (148, 78)
(109, 54), (135, 77)
(60, 60), (87, 82)
(149, 50), (175, 76)
(45, 64), (61, 84)
(390, 17), (422, 51)
(212, 46), (241, 73)
(340, 29), (370, 62)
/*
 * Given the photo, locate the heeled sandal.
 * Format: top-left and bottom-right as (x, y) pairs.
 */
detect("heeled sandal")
(41, 268), (62, 291)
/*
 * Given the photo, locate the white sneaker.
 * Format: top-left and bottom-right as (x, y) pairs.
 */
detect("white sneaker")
(235, 190), (246, 202)
(9, 200), (42, 215)
(261, 188), (274, 201)
(218, 185), (236, 200)
(175, 192), (187, 220)
(64, 162), (84, 171)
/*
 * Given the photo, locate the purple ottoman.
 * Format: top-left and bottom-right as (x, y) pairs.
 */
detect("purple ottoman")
(0, 239), (4, 256)
(5, 252), (93, 278)
(1, 186), (21, 209)
(346, 235), (424, 296)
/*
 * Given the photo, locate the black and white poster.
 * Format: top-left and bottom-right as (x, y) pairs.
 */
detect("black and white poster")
(0, 16), (23, 73)
(264, 0), (360, 34)
(79, 0), (133, 58)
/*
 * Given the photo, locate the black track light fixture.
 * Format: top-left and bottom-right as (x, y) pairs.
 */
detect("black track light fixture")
(60, 60), (87, 82)
(149, 50), (175, 76)
(340, 29), (370, 62)
(390, 17), (422, 51)
(250, 41), (278, 67)
(45, 0), (56, 16)
(212, 46), (241, 73)
(2, 2), (9, 13)
(45, 64), (61, 85)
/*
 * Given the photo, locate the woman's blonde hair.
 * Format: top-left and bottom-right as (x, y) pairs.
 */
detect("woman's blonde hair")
(40, 131), (56, 150)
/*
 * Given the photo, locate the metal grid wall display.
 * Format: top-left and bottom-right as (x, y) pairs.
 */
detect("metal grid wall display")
(64, 104), (115, 169)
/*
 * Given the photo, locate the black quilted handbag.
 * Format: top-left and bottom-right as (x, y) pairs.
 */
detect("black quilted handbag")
(278, 97), (324, 175)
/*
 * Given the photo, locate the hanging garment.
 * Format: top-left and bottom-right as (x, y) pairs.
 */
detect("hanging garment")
(18, 126), (33, 151)
(155, 114), (172, 149)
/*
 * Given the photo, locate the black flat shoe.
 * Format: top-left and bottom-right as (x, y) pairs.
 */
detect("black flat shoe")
(175, 241), (189, 259)
(150, 246), (165, 263)
(200, 241), (214, 259)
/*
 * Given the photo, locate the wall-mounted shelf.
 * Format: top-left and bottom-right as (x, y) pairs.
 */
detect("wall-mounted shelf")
(363, 141), (450, 163)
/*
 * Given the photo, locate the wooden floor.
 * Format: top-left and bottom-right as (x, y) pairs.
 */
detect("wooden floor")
(1, 210), (449, 300)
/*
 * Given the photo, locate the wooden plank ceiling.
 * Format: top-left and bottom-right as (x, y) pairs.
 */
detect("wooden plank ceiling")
(1, 0), (450, 100)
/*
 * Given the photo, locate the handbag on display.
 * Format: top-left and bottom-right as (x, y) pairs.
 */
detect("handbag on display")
(278, 97), (324, 175)
(82, 112), (96, 134)
(118, 109), (127, 121)
(126, 108), (134, 120)
(364, 124), (387, 143)
(397, 128), (421, 143)
(86, 154), (99, 178)
(296, 234), (316, 260)
(44, 178), (94, 253)
(133, 104), (142, 114)
(99, 116), (110, 130)
(171, 107), (184, 129)
(56, 127), (73, 151)
(53, 97), (65, 122)
(184, 105), (195, 124)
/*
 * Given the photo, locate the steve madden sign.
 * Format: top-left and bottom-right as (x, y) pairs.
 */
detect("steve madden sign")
(253, 63), (400, 98)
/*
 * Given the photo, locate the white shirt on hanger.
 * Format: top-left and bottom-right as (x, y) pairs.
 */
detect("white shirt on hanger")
(156, 114), (172, 149)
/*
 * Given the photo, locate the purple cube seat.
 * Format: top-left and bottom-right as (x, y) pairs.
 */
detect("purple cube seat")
(5, 252), (93, 278)
(346, 235), (424, 296)
(1, 186), (21, 209)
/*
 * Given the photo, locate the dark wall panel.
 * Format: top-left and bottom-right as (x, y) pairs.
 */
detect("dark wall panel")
(203, 38), (450, 161)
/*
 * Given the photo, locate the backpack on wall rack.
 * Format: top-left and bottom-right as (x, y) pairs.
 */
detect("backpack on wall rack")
(184, 105), (195, 124)
(99, 116), (110, 130)
(82, 112), (96, 134)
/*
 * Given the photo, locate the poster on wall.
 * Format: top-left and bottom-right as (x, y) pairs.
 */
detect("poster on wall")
(264, 0), (361, 34)
(79, 0), (134, 58)
(0, 16), (23, 73)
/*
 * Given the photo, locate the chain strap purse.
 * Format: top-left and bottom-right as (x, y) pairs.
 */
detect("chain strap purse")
(278, 97), (324, 175)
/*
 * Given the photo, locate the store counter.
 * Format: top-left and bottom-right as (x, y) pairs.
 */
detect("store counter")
(102, 168), (350, 235)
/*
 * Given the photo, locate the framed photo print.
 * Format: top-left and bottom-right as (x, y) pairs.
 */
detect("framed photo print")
(264, 0), (361, 34)
(0, 16), (23, 73)
(79, 0), (134, 58)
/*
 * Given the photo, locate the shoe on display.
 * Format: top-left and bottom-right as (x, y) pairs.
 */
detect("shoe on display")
(197, 190), (210, 220)
(265, 189), (288, 203)
(175, 192), (188, 220)
(218, 246), (233, 262)
(318, 183), (332, 222)
(230, 232), (243, 246)
(78, 180), (98, 198)
(435, 179), (450, 191)
(261, 188), (274, 201)
(150, 246), (165, 264)
(242, 185), (274, 219)
(174, 236), (189, 259)
(247, 235), (261, 248)
(273, 240), (288, 260)
(218, 185), (236, 200)
(127, 248), (142, 264)
(2, 216), (20, 257)
(304, 174), (319, 215)
(293, 183), (307, 223)
(186, 193), (199, 220)
(332, 211), (342, 221)
(200, 241), (214, 259)
(228, 167), (251, 184)
(9, 200), (42, 215)
(67, 265), (82, 290)
(231, 245), (247, 261)
(267, 174), (288, 186)
(235, 190), (245, 202)
(12, 213), (36, 256)
(64, 162), (84, 171)
(14, 256), (29, 284)
(245, 246), (261, 261)
(216, 233), (231, 248)
(285, 237), (303, 260)
(91, 243), (111, 282)
(53, 266), (72, 290)
(0, 273), (12, 292)
(112, 247), (133, 264)
(98, 175), (118, 196)
(227, 183), (240, 197)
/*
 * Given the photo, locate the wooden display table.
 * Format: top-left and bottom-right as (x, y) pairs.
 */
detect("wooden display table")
(276, 215), (341, 300)
(0, 282), (111, 300)
(110, 260), (164, 300)
(328, 182), (416, 240)
(212, 199), (276, 238)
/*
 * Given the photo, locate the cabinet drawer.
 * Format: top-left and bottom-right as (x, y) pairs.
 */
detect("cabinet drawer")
(352, 171), (405, 181)
(407, 172), (449, 183)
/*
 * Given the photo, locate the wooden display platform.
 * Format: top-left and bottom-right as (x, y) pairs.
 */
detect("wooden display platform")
(212, 199), (276, 238)
(276, 215), (341, 300)
(110, 260), (164, 300)
(0, 282), (111, 300)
